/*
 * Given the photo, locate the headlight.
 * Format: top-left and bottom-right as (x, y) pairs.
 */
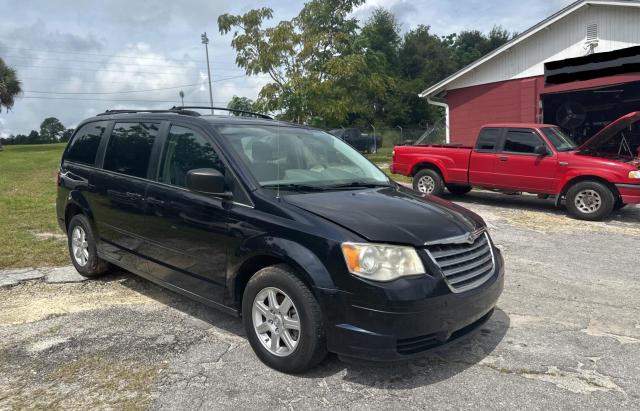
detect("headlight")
(629, 170), (640, 179)
(341, 242), (425, 281)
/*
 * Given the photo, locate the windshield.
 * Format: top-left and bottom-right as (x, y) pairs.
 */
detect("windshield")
(541, 127), (578, 152)
(216, 125), (390, 188)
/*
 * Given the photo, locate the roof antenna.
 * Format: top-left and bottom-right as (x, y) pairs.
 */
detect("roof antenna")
(276, 119), (281, 200)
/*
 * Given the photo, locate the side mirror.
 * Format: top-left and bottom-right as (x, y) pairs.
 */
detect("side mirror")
(186, 168), (232, 199)
(534, 145), (550, 156)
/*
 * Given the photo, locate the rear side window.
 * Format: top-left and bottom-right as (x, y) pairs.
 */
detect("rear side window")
(64, 121), (108, 165)
(159, 125), (224, 187)
(475, 128), (500, 151)
(503, 130), (544, 154)
(103, 122), (159, 178)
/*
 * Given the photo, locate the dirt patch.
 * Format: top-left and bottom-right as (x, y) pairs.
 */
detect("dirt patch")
(0, 279), (163, 325)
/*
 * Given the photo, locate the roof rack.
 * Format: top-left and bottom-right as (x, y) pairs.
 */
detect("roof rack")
(97, 108), (201, 117)
(171, 106), (272, 120)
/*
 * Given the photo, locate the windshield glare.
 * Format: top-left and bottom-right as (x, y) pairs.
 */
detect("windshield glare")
(542, 127), (577, 152)
(217, 125), (390, 188)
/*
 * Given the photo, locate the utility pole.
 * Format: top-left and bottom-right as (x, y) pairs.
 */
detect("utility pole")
(179, 90), (184, 106)
(201, 32), (214, 114)
(370, 123), (377, 154)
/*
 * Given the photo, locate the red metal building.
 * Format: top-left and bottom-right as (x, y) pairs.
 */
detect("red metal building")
(420, 0), (640, 146)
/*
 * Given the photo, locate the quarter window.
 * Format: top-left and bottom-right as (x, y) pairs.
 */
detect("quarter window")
(103, 122), (159, 178)
(159, 125), (224, 187)
(503, 130), (544, 154)
(475, 128), (500, 151)
(64, 121), (108, 165)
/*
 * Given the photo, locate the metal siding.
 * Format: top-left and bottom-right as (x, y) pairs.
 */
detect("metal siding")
(447, 5), (640, 90)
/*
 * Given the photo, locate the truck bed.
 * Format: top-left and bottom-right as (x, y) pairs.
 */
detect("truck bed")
(392, 144), (472, 184)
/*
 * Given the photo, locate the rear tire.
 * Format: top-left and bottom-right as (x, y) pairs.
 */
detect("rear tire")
(413, 169), (444, 195)
(242, 264), (327, 373)
(447, 185), (472, 195)
(67, 214), (110, 277)
(565, 181), (615, 221)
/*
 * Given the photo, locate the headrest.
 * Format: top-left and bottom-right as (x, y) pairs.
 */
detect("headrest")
(251, 141), (275, 162)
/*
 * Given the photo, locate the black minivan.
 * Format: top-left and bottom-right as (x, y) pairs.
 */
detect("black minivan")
(56, 107), (504, 373)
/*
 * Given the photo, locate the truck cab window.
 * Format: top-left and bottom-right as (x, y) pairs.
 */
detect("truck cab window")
(475, 128), (500, 151)
(503, 130), (545, 154)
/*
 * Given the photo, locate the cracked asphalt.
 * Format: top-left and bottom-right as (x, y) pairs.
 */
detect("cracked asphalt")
(1, 192), (639, 410)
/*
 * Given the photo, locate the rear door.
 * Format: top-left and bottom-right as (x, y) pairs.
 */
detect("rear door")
(494, 128), (558, 193)
(142, 122), (232, 303)
(91, 121), (161, 268)
(469, 127), (502, 187)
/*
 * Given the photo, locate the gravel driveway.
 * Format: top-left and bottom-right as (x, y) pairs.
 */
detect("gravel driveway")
(1, 192), (639, 410)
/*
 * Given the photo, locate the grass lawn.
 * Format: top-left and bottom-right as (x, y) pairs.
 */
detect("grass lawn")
(365, 147), (413, 184)
(0, 144), (68, 269)
(0, 142), (412, 269)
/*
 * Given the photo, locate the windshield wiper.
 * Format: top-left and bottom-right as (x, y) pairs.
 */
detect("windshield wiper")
(323, 181), (392, 189)
(261, 183), (328, 192)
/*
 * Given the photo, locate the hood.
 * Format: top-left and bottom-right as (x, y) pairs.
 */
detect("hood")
(578, 111), (640, 151)
(284, 186), (485, 246)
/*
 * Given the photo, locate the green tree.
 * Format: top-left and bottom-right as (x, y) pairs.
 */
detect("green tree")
(218, 1), (389, 126)
(227, 96), (256, 115)
(39, 117), (65, 143)
(60, 128), (75, 142)
(26, 130), (40, 144)
(0, 58), (21, 112)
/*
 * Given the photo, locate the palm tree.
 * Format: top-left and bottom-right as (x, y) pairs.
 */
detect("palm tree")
(0, 58), (22, 112)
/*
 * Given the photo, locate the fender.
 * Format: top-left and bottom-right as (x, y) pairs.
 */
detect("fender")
(226, 235), (338, 306)
(409, 158), (449, 181)
(555, 169), (621, 195)
(64, 190), (99, 234)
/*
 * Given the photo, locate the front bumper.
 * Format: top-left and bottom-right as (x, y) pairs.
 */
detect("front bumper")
(616, 183), (640, 204)
(316, 250), (505, 361)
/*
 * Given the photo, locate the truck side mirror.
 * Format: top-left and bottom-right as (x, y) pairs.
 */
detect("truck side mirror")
(534, 145), (550, 156)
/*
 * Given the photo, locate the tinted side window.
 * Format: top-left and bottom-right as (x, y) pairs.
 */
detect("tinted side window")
(159, 125), (224, 187)
(475, 128), (500, 151)
(65, 121), (108, 165)
(103, 122), (159, 178)
(503, 130), (544, 154)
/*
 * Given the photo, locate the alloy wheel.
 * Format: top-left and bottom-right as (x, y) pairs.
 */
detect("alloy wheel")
(417, 175), (436, 194)
(252, 287), (301, 357)
(574, 189), (602, 213)
(71, 226), (89, 266)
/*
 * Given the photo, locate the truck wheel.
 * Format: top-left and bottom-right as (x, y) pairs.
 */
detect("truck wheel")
(67, 214), (110, 277)
(447, 185), (472, 195)
(413, 169), (444, 195)
(565, 181), (615, 221)
(242, 264), (327, 373)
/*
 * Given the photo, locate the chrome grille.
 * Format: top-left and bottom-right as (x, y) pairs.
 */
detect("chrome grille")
(425, 232), (495, 293)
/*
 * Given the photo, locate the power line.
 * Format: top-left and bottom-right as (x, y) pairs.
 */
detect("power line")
(24, 82), (207, 95)
(2, 46), (241, 65)
(11, 64), (264, 77)
(18, 76), (267, 89)
(22, 75), (254, 95)
(20, 96), (231, 104)
(3, 54), (208, 70)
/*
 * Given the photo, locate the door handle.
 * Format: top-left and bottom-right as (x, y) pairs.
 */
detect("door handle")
(498, 156), (508, 161)
(125, 192), (143, 201)
(146, 197), (165, 206)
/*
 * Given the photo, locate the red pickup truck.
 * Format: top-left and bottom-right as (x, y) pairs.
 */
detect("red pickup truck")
(391, 112), (640, 220)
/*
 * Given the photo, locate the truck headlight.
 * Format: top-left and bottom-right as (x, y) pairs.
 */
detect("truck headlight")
(341, 242), (425, 281)
(629, 170), (640, 179)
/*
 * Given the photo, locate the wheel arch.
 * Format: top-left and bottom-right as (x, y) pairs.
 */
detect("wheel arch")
(227, 238), (336, 312)
(556, 175), (620, 206)
(411, 161), (446, 180)
(64, 192), (97, 232)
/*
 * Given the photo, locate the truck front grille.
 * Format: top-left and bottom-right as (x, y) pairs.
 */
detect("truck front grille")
(425, 232), (495, 293)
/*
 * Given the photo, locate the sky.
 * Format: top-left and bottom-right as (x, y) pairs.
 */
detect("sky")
(0, 0), (574, 137)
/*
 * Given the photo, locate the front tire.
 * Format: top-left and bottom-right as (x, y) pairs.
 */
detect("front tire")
(67, 214), (110, 277)
(565, 181), (615, 221)
(413, 169), (444, 195)
(242, 265), (327, 373)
